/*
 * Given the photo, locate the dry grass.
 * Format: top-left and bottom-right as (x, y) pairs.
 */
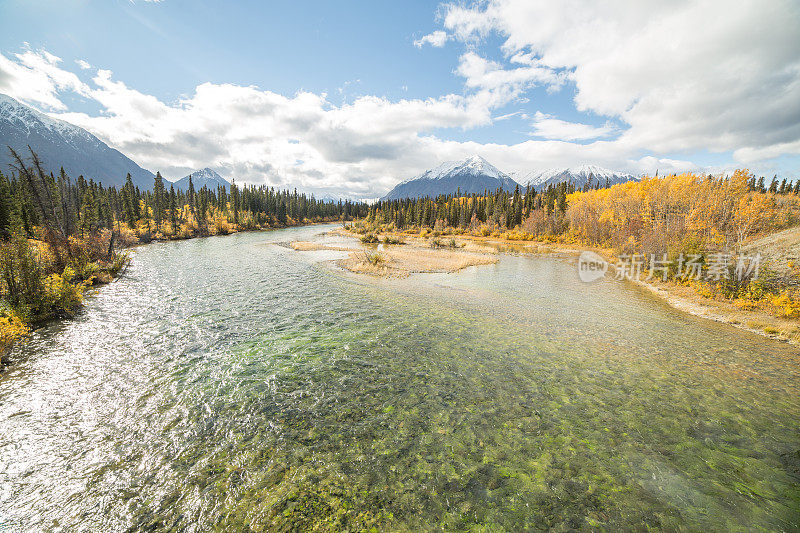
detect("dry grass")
(741, 225), (800, 274)
(337, 246), (497, 278)
(290, 241), (327, 251)
(289, 241), (355, 252)
(302, 232), (499, 278)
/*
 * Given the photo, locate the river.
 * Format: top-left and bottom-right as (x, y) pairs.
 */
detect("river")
(1, 224), (798, 531)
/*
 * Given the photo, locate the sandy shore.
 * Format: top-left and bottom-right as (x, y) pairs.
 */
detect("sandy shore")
(631, 277), (800, 344)
(338, 246), (497, 277)
(290, 232), (498, 277)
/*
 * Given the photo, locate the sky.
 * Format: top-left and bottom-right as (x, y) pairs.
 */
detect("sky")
(0, 0), (799, 199)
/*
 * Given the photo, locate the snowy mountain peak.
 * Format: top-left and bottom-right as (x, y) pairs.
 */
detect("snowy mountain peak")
(512, 164), (638, 190)
(383, 155), (519, 200)
(402, 155), (509, 184)
(0, 94), (94, 144)
(173, 167), (230, 191)
(464, 154), (491, 167)
(191, 168), (224, 181)
(460, 154), (506, 178)
(0, 93), (156, 188)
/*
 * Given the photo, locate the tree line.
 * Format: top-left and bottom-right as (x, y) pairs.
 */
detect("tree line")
(0, 149), (365, 243)
(364, 173), (800, 235)
(0, 147), (366, 349)
(365, 182), (575, 231)
(356, 169), (800, 327)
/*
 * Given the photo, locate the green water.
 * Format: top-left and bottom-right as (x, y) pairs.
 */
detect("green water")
(1, 224), (798, 531)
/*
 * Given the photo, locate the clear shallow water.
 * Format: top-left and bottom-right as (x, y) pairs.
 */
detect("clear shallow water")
(1, 224), (798, 531)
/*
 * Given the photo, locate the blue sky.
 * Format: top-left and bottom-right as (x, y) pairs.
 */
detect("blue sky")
(2, 2), (445, 99)
(1, 0), (798, 197)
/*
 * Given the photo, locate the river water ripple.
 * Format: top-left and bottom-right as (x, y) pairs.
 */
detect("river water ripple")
(1, 224), (798, 531)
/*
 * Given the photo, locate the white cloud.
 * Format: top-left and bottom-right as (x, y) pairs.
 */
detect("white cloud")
(75, 59), (91, 70)
(413, 30), (449, 48)
(456, 52), (563, 93)
(530, 112), (615, 141)
(0, 48), (89, 110)
(1, 14), (794, 201)
(443, 0), (800, 160)
(453, 51), (566, 111)
(26, 60), (493, 196)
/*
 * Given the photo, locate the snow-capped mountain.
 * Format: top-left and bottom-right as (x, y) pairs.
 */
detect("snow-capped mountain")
(318, 193), (342, 204)
(514, 164), (639, 190)
(0, 93), (156, 189)
(382, 155), (520, 200)
(172, 167), (230, 191)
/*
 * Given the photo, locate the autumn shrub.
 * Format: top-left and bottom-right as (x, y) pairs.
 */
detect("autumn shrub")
(67, 253), (100, 282)
(177, 222), (196, 239)
(214, 216), (231, 235)
(117, 226), (139, 247)
(42, 268), (85, 316)
(363, 250), (385, 266)
(107, 252), (130, 277)
(734, 298), (759, 311)
(350, 222), (368, 235)
(523, 210), (567, 239)
(566, 170), (798, 253)
(0, 312), (29, 358)
(768, 291), (800, 318)
(504, 230), (534, 241)
(0, 237), (45, 319)
(0, 235), (91, 321)
(68, 230), (113, 262)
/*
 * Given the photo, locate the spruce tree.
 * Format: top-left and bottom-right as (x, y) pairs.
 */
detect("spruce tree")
(153, 171), (165, 230)
(79, 188), (98, 235)
(169, 185), (178, 233)
(0, 171), (14, 239)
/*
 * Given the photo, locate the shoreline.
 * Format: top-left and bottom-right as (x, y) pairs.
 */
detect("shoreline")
(336, 227), (799, 344)
(630, 277), (798, 345)
(0, 220), (349, 365)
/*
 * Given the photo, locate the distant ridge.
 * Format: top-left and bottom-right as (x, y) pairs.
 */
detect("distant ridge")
(382, 157), (639, 199)
(0, 93), (157, 189)
(382, 155), (520, 200)
(172, 167), (230, 191)
(512, 164), (639, 190)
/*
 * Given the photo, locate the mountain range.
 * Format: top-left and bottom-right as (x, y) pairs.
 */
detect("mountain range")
(382, 155), (519, 200)
(173, 167), (230, 191)
(0, 93), (156, 189)
(512, 164), (637, 190)
(1, 95), (638, 199)
(382, 156), (639, 200)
